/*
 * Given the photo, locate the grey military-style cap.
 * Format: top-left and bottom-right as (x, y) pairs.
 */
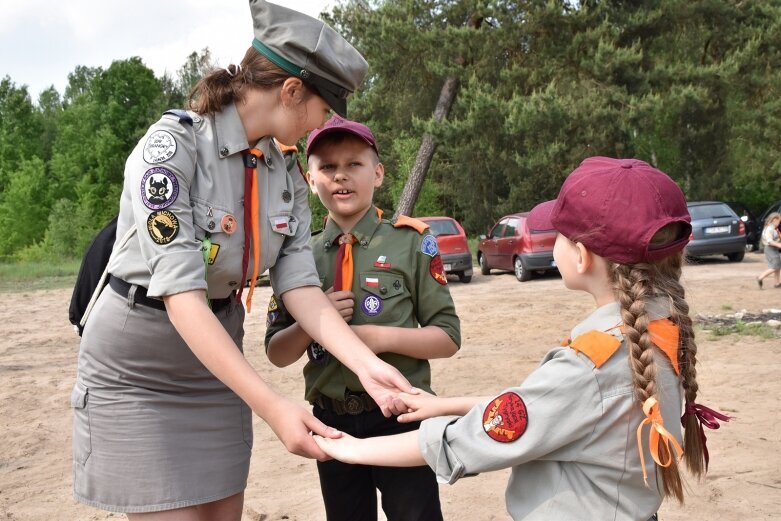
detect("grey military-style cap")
(250, 0), (369, 117)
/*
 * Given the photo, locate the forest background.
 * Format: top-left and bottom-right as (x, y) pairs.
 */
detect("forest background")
(1, 0), (780, 263)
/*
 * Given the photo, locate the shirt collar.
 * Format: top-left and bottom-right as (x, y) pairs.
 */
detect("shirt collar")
(214, 102), (250, 158)
(323, 206), (382, 249)
(569, 296), (673, 340)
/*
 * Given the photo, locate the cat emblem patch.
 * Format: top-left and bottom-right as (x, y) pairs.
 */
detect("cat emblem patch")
(141, 167), (179, 210)
(482, 392), (528, 443)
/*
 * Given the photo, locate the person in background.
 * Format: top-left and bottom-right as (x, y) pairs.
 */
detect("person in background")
(70, 2), (410, 519)
(756, 212), (781, 288)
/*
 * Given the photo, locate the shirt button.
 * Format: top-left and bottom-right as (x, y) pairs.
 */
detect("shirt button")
(265, 156), (272, 167)
(360, 240), (369, 247)
(229, 281), (238, 287)
(208, 221), (215, 230)
(220, 146), (229, 157)
(282, 190), (291, 203)
(379, 286), (388, 295)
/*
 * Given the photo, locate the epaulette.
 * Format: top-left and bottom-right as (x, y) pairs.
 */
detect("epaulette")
(163, 109), (193, 126)
(567, 330), (622, 368)
(392, 215), (430, 234)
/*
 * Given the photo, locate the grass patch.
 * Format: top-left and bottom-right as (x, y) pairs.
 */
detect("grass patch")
(0, 260), (80, 293)
(704, 321), (779, 340)
(468, 237), (480, 266)
(721, 304), (733, 311)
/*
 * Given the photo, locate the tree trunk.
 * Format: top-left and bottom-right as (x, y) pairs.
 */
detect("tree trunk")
(394, 14), (483, 219)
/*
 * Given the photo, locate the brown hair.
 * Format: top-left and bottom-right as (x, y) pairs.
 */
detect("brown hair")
(188, 47), (309, 116)
(608, 223), (705, 503)
(765, 212), (781, 226)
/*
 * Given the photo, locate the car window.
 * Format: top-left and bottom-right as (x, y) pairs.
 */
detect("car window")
(503, 218), (519, 237)
(688, 203), (737, 220)
(426, 219), (459, 237)
(490, 218), (508, 239)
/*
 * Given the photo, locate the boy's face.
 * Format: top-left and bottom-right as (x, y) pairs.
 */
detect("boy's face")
(308, 136), (384, 222)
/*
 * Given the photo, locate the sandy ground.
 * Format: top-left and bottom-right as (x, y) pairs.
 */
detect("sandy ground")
(1, 252), (780, 520)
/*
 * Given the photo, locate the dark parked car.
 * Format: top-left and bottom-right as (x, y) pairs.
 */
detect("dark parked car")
(725, 201), (760, 251)
(419, 216), (473, 283)
(685, 201), (746, 262)
(759, 200), (781, 229)
(477, 213), (557, 282)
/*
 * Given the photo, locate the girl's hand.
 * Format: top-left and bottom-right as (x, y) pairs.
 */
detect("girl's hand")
(396, 389), (445, 422)
(324, 286), (354, 322)
(262, 396), (341, 461)
(313, 432), (362, 464)
(358, 359), (413, 417)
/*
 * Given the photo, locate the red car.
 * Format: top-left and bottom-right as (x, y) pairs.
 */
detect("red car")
(477, 213), (558, 282)
(419, 216), (473, 283)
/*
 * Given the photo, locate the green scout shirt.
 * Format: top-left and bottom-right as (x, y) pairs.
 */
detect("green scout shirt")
(264, 206), (461, 403)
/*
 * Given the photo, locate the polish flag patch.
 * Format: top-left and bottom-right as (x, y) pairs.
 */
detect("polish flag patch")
(274, 217), (289, 230)
(365, 277), (379, 287)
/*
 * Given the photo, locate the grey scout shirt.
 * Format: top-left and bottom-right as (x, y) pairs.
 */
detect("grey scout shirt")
(108, 103), (319, 299)
(265, 206), (461, 403)
(419, 299), (683, 521)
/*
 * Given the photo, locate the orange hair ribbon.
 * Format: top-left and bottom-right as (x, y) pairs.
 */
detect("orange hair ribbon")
(636, 396), (684, 485)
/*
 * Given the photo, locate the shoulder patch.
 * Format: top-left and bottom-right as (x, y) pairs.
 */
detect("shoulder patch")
(163, 109), (193, 126)
(482, 392), (528, 443)
(420, 234), (439, 257)
(393, 215), (429, 234)
(568, 330), (622, 368)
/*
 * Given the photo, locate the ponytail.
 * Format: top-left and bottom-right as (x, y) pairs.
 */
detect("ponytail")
(188, 47), (295, 116)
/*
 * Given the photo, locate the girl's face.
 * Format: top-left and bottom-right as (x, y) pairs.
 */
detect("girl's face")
(283, 93), (332, 145)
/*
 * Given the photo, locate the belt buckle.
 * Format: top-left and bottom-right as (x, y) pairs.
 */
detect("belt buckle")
(344, 393), (364, 415)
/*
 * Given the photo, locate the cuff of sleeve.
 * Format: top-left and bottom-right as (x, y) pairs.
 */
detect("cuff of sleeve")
(419, 415), (466, 485)
(269, 251), (320, 295)
(147, 250), (208, 297)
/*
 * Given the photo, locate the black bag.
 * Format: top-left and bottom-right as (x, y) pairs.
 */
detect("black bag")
(68, 216), (118, 335)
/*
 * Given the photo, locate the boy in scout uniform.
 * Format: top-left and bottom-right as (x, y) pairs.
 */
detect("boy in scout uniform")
(265, 116), (461, 521)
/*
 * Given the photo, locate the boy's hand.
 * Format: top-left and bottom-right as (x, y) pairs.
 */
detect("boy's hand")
(358, 359), (412, 417)
(396, 389), (445, 423)
(324, 286), (354, 322)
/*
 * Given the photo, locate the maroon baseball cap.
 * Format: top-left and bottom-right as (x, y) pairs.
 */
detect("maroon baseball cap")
(527, 157), (691, 264)
(306, 115), (379, 158)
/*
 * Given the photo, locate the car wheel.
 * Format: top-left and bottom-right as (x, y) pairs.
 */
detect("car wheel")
(726, 251), (745, 262)
(458, 272), (472, 283)
(479, 254), (490, 275)
(514, 256), (532, 282)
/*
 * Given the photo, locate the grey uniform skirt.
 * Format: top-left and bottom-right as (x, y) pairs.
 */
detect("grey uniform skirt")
(71, 285), (251, 513)
(765, 245), (781, 269)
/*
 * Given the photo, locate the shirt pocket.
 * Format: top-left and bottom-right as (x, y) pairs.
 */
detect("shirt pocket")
(357, 271), (410, 322)
(190, 197), (240, 279)
(268, 212), (298, 237)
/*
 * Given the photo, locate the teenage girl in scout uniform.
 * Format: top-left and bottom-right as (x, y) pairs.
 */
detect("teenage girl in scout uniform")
(70, 1), (412, 518)
(315, 157), (732, 520)
(264, 116), (460, 521)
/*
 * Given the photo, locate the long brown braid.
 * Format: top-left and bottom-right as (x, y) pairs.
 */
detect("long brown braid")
(608, 223), (703, 502)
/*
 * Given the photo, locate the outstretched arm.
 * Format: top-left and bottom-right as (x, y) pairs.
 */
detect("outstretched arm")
(351, 324), (458, 359)
(395, 389), (490, 423)
(315, 430), (424, 467)
(282, 285), (412, 416)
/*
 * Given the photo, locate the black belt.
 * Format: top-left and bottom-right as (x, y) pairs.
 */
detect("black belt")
(313, 392), (378, 416)
(108, 275), (233, 313)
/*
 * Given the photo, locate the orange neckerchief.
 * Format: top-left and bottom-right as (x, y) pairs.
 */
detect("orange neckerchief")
(243, 148), (262, 312)
(329, 208), (383, 292)
(637, 396), (684, 485)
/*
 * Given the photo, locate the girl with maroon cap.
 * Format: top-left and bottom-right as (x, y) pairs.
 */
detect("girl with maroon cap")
(314, 157), (731, 521)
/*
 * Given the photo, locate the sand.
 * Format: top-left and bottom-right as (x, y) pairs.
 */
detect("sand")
(1, 252), (779, 520)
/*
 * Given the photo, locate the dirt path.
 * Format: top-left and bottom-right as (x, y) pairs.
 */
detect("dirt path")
(1, 252), (779, 520)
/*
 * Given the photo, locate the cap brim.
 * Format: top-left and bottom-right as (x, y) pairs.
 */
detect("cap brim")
(527, 199), (558, 232)
(306, 125), (375, 156)
(313, 85), (348, 118)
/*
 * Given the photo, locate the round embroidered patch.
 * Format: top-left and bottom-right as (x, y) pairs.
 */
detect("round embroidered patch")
(307, 341), (329, 364)
(361, 294), (384, 317)
(482, 391), (528, 443)
(430, 255), (448, 285)
(421, 235), (439, 257)
(141, 167), (179, 210)
(146, 210), (180, 245)
(143, 130), (177, 164)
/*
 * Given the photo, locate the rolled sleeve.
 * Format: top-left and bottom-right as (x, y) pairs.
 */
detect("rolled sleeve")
(419, 415), (467, 484)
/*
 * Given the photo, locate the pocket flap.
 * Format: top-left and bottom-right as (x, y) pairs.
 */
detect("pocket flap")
(191, 198), (233, 234)
(70, 382), (88, 409)
(269, 214), (298, 237)
(359, 272), (405, 299)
